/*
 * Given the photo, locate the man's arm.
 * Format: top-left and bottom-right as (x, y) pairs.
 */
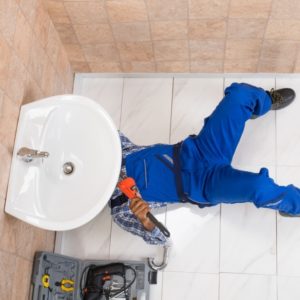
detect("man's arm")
(111, 198), (167, 245)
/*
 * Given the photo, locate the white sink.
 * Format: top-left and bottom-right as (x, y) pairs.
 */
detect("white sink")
(5, 95), (121, 231)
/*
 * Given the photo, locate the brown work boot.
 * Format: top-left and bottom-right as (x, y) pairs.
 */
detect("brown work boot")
(269, 88), (296, 110)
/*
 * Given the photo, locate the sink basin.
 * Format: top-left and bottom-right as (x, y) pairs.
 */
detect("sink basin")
(5, 95), (121, 231)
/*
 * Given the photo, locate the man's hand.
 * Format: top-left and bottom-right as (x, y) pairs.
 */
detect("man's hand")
(129, 198), (155, 231)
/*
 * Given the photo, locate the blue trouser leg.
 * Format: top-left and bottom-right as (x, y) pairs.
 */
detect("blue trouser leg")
(204, 165), (300, 215)
(195, 82), (272, 164)
(194, 83), (300, 214)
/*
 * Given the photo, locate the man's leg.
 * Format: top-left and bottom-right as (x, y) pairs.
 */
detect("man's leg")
(194, 82), (272, 164)
(205, 165), (300, 215)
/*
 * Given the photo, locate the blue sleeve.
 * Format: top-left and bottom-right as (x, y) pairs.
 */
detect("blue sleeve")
(111, 202), (167, 246)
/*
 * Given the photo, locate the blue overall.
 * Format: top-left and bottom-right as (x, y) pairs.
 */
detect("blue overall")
(125, 83), (300, 215)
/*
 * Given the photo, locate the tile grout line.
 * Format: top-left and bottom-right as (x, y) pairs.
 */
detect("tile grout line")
(218, 76), (226, 300)
(108, 77), (126, 260)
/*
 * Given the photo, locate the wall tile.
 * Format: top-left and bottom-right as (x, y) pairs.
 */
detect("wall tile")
(190, 39), (225, 61)
(151, 21), (187, 41)
(229, 0), (272, 18)
(5, 53), (28, 105)
(73, 24), (114, 44)
(34, 2), (51, 48)
(71, 61), (91, 72)
(154, 40), (189, 61)
(146, 0), (188, 21)
(64, 1), (107, 24)
(0, 0), (19, 46)
(42, 0), (70, 24)
(156, 61), (189, 72)
(82, 44), (119, 62)
(189, 0), (230, 19)
(122, 61), (156, 72)
(13, 10), (32, 68)
(19, 0), (38, 26)
(89, 62), (122, 72)
(0, 95), (19, 150)
(0, 143), (13, 199)
(64, 43), (86, 62)
(106, 0), (148, 23)
(0, 32), (12, 91)
(0, 251), (16, 299)
(265, 20), (300, 40)
(271, 0), (300, 19)
(190, 60), (224, 72)
(55, 23), (78, 44)
(224, 59), (259, 72)
(189, 19), (226, 39)
(112, 22), (151, 42)
(11, 257), (32, 300)
(117, 41), (154, 61)
(228, 19), (267, 39)
(225, 39), (262, 60)
(28, 37), (48, 86)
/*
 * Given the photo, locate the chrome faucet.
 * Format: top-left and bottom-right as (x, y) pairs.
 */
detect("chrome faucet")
(17, 147), (49, 162)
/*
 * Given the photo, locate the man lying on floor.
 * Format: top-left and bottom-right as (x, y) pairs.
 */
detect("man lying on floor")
(109, 83), (297, 245)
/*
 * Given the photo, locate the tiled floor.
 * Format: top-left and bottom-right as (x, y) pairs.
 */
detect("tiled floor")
(57, 74), (300, 300)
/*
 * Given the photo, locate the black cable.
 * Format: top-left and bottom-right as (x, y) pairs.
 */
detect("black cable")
(80, 264), (137, 300)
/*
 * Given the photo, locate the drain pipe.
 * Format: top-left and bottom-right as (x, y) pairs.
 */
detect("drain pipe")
(148, 243), (171, 271)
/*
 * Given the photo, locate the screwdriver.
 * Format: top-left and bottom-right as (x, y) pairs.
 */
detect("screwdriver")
(117, 177), (171, 238)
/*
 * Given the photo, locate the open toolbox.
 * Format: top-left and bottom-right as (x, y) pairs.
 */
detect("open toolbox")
(31, 252), (152, 300)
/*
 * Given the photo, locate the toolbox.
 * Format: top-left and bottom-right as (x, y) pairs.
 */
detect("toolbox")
(31, 252), (151, 300)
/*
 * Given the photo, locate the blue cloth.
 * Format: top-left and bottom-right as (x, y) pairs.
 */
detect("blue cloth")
(110, 133), (167, 245)
(125, 82), (300, 215)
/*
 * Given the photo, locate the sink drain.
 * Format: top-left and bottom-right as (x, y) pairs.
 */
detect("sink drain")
(63, 162), (75, 175)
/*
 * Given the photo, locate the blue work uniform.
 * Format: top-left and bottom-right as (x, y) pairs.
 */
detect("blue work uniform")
(125, 82), (300, 215)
